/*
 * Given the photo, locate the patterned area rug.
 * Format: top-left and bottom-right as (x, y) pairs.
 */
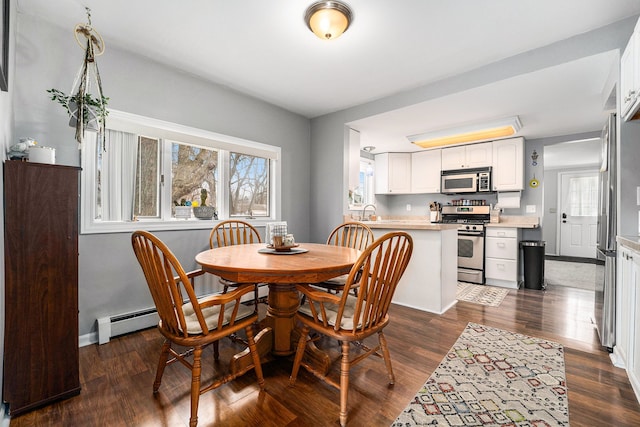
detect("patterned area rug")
(456, 282), (509, 307)
(392, 323), (569, 426)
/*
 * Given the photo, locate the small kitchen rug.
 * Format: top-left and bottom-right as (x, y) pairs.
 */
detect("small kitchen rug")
(456, 282), (509, 307)
(391, 323), (569, 427)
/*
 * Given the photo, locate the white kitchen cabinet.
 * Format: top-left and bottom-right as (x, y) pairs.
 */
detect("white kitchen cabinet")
(441, 142), (492, 170)
(615, 244), (640, 404)
(492, 137), (524, 191)
(631, 253), (640, 403)
(411, 149), (441, 193)
(485, 227), (521, 289)
(375, 152), (411, 194)
(616, 248), (634, 368)
(621, 20), (640, 121)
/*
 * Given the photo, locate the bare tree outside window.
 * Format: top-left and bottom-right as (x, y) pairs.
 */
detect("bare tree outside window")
(229, 153), (269, 217)
(171, 142), (218, 214)
(134, 136), (160, 217)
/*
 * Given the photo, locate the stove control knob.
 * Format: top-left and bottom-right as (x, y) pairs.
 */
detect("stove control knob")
(472, 225), (477, 231)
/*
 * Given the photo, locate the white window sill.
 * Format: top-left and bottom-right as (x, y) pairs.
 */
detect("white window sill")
(80, 218), (274, 235)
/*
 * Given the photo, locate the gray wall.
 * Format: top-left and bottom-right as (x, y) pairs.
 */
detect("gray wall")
(309, 17), (637, 243)
(12, 14), (311, 337)
(619, 119), (640, 237)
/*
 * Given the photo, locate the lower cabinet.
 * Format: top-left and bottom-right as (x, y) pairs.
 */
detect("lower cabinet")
(616, 244), (640, 404)
(485, 227), (521, 288)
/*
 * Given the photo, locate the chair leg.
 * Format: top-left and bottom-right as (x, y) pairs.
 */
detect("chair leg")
(339, 340), (351, 427)
(378, 331), (395, 385)
(289, 325), (310, 385)
(153, 339), (171, 393)
(245, 325), (265, 389)
(189, 346), (203, 427)
(213, 340), (220, 361)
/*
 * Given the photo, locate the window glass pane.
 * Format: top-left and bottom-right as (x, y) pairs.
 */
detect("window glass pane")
(354, 159), (374, 206)
(171, 142), (218, 215)
(568, 176), (598, 217)
(134, 136), (160, 217)
(229, 153), (269, 217)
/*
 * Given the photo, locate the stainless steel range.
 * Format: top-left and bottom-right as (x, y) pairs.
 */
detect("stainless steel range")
(441, 205), (490, 284)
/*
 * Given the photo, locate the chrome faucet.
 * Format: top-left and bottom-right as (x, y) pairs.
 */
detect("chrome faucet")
(361, 204), (376, 221)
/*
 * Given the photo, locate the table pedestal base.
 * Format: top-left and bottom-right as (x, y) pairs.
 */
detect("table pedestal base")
(230, 283), (331, 375)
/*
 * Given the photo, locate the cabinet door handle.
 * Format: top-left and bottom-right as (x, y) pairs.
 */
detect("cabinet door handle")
(497, 264), (505, 270)
(497, 242), (506, 248)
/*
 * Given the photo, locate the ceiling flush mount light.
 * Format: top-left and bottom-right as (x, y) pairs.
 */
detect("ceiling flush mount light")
(408, 116), (522, 149)
(305, 1), (353, 40)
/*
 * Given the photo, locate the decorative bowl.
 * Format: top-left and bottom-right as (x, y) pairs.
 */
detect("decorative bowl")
(193, 206), (216, 220)
(267, 243), (300, 252)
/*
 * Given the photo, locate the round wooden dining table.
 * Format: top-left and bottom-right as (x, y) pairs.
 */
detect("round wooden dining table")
(195, 243), (361, 358)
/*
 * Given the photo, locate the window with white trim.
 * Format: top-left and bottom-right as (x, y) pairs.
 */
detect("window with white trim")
(81, 110), (281, 234)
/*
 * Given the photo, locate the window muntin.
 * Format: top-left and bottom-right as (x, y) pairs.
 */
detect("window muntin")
(80, 109), (281, 234)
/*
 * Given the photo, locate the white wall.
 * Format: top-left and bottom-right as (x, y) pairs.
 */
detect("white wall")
(11, 13), (311, 337)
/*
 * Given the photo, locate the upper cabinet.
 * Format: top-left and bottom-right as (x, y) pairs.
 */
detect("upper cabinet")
(372, 138), (524, 195)
(411, 149), (441, 193)
(441, 142), (492, 170)
(375, 152), (411, 194)
(492, 137), (524, 191)
(622, 19), (640, 121)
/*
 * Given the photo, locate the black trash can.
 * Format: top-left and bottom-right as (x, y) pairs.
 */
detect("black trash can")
(520, 240), (545, 290)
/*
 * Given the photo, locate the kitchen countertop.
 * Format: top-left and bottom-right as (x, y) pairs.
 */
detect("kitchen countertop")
(352, 214), (539, 230)
(618, 235), (640, 252)
(485, 215), (539, 229)
(360, 220), (459, 231)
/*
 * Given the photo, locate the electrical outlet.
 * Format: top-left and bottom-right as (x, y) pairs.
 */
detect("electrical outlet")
(526, 205), (536, 213)
(406, 204), (412, 211)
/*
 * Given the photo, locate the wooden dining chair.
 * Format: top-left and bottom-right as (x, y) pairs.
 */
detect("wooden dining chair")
(315, 221), (374, 295)
(131, 230), (265, 427)
(209, 220), (265, 305)
(289, 231), (413, 427)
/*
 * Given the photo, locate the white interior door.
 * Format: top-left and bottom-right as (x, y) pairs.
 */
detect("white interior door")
(559, 171), (598, 258)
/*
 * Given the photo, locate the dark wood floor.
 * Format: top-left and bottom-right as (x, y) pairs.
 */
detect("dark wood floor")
(9, 284), (640, 426)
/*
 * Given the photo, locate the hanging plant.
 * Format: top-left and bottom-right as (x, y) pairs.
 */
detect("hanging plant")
(49, 7), (108, 146)
(47, 88), (109, 132)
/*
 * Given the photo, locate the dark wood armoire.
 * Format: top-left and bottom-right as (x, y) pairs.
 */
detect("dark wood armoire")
(3, 160), (81, 415)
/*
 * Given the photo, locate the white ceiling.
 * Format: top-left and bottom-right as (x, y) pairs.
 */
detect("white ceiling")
(15, 0), (640, 155)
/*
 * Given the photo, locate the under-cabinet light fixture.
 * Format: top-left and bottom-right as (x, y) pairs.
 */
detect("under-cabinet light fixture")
(408, 116), (522, 149)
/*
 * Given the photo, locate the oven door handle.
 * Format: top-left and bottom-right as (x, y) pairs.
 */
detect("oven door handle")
(458, 232), (484, 237)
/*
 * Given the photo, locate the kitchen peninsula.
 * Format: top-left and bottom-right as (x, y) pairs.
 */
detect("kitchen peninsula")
(360, 218), (459, 314)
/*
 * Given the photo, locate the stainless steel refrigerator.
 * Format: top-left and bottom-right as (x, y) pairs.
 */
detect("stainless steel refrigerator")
(595, 112), (616, 350)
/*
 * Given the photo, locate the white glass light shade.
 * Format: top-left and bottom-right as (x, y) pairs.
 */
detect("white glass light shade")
(305, 1), (353, 40)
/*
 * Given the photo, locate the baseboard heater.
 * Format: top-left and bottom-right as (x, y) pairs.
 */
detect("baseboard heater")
(97, 307), (159, 345)
(96, 285), (268, 345)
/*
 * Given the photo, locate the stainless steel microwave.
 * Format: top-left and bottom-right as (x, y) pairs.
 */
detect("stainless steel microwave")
(441, 167), (492, 194)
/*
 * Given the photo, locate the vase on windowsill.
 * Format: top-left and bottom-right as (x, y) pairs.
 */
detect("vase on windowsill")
(174, 206), (192, 219)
